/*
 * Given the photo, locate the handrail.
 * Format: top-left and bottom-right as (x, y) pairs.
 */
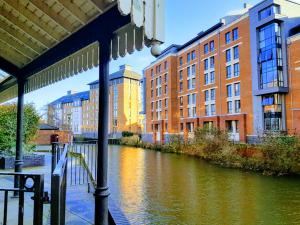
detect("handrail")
(51, 144), (68, 225)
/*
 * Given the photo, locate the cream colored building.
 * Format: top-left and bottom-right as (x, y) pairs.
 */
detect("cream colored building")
(48, 65), (143, 138)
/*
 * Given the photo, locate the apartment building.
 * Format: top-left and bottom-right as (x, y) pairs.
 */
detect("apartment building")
(48, 65), (143, 138)
(144, 0), (300, 143)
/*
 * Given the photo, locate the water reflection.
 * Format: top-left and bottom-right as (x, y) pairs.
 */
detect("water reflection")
(108, 145), (300, 225)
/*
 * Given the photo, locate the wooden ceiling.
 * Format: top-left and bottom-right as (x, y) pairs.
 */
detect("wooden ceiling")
(0, 0), (116, 69)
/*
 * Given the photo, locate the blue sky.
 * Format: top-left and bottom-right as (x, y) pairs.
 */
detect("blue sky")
(20, 0), (261, 115)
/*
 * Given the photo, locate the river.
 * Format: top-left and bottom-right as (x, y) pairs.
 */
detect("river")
(107, 145), (300, 225)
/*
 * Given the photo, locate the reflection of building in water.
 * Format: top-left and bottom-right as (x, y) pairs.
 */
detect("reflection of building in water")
(48, 65), (143, 138)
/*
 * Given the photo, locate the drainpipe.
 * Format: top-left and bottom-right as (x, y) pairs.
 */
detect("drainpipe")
(94, 39), (110, 225)
(14, 78), (25, 196)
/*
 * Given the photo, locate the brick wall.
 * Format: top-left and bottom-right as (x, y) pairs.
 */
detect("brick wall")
(34, 130), (72, 145)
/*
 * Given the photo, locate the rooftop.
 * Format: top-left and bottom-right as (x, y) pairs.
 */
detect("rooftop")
(49, 91), (89, 106)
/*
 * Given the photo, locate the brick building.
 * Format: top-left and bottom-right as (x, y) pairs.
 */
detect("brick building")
(144, 0), (300, 143)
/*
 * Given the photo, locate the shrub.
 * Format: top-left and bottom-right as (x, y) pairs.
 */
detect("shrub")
(0, 103), (40, 155)
(122, 131), (134, 137)
(120, 135), (140, 146)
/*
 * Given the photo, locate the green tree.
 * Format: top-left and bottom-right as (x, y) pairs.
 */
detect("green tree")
(0, 103), (40, 155)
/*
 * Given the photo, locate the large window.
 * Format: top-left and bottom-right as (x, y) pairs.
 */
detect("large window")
(262, 94), (282, 131)
(226, 66), (232, 79)
(204, 59), (209, 70)
(225, 32), (231, 44)
(259, 5), (280, 20)
(210, 41), (215, 51)
(234, 63), (240, 77)
(204, 44), (209, 54)
(232, 28), (239, 41)
(233, 46), (239, 59)
(258, 23), (283, 89)
(210, 56), (215, 69)
(226, 49), (231, 62)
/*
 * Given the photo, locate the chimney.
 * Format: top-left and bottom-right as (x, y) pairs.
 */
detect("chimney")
(244, 3), (251, 9)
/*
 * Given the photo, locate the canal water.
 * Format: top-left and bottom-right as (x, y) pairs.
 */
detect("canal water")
(107, 145), (300, 225)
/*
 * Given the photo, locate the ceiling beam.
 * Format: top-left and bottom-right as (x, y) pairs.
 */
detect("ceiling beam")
(2, 0), (62, 42)
(0, 38), (33, 62)
(0, 57), (19, 77)
(0, 7), (53, 48)
(20, 5), (131, 78)
(56, 0), (90, 25)
(0, 23), (45, 54)
(0, 30), (38, 60)
(0, 41), (30, 66)
(89, 0), (107, 13)
(30, 0), (73, 34)
(0, 49), (25, 68)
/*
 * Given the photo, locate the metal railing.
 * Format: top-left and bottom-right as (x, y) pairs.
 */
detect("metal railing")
(51, 144), (68, 225)
(68, 141), (98, 187)
(0, 172), (44, 225)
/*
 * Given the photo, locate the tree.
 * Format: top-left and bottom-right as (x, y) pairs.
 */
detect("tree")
(0, 103), (40, 155)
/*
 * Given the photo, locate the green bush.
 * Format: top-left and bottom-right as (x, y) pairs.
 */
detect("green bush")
(0, 103), (40, 155)
(120, 135), (140, 146)
(122, 131), (134, 137)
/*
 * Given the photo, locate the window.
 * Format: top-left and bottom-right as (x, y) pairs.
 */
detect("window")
(151, 90), (153, 98)
(234, 83), (240, 96)
(191, 50), (196, 60)
(232, 28), (238, 41)
(165, 99), (168, 107)
(179, 57), (183, 66)
(188, 78), (196, 90)
(258, 23), (283, 89)
(262, 94), (282, 131)
(235, 100), (241, 113)
(164, 61), (168, 70)
(210, 71), (215, 84)
(211, 88), (216, 100)
(191, 64), (196, 76)
(234, 63), (240, 77)
(180, 109), (183, 118)
(233, 46), (239, 59)
(179, 70), (183, 80)
(259, 5), (280, 20)
(211, 104), (216, 115)
(204, 59), (209, 70)
(210, 56), (215, 69)
(226, 49), (231, 62)
(180, 96), (183, 106)
(151, 80), (153, 88)
(187, 53), (191, 63)
(164, 73), (168, 82)
(205, 90), (209, 102)
(204, 44), (209, 54)
(227, 101), (233, 113)
(187, 66), (191, 78)
(164, 85), (168, 94)
(226, 66), (232, 78)
(225, 32), (231, 44)
(227, 84), (232, 97)
(210, 41), (215, 51)
(205, 105), (209, 116)
(151, 69), (154, 77)
(179, 82), (183, 92)
(204, 73), (209, 85)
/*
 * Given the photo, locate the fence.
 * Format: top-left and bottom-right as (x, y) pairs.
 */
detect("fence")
(0, 172), (44, 225)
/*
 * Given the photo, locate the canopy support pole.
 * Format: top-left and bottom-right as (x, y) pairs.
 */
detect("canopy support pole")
(94, 40), (110, 225)
(14, 78), (24, 196)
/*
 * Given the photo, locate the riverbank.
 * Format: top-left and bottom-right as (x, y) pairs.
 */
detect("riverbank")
(119, 129), (300, 176)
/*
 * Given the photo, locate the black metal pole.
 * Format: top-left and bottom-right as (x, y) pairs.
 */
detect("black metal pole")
(94, 40), (110, 225)
(14, 78), (25, 195)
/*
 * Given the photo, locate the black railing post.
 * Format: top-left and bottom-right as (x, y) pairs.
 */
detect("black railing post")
(14, 78), (25, 196)
(51, 142), (57, 173)
(94, 39), (110, 225)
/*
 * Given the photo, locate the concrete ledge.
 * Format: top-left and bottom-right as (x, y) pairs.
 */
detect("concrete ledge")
(0, 154), (45, 169)
(108, 196), (130, 225)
